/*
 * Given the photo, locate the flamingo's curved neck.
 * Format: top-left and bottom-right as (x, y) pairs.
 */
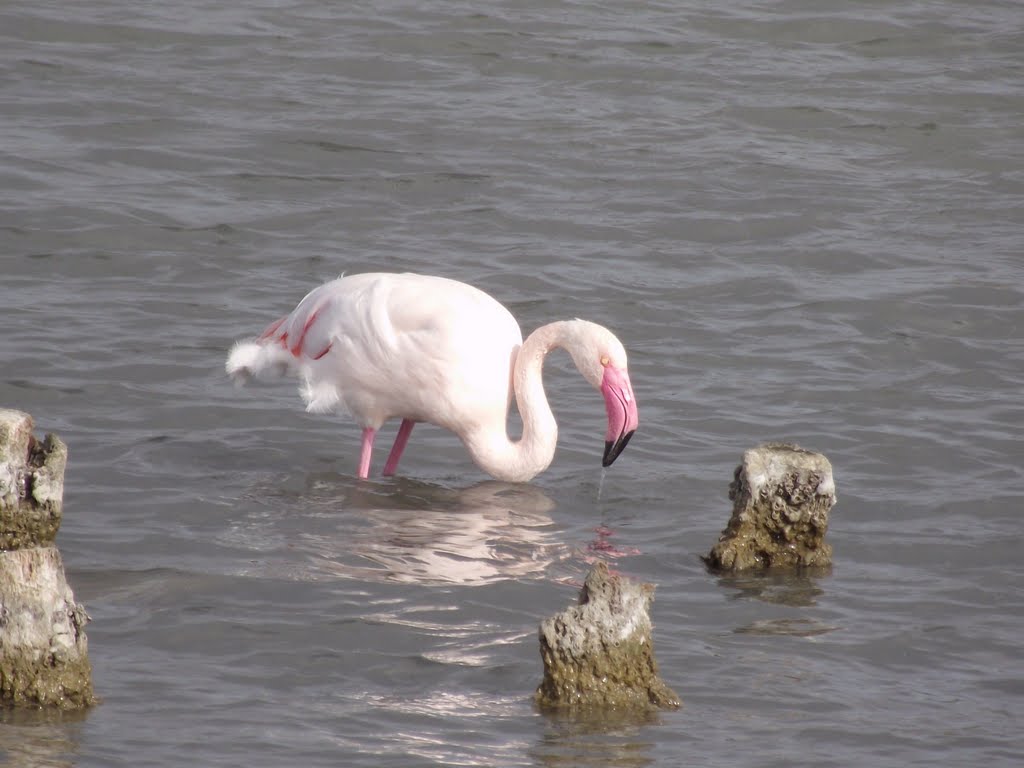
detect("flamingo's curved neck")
(462, 322), (570, 482)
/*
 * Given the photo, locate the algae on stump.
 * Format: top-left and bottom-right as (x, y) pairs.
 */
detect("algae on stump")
(0, 409), (94, 708)
(704, 442), (837, 571)
(536, 561), (680, 711)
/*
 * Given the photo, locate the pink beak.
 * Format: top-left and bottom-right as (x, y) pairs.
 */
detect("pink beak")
(600, 365), (639, 467)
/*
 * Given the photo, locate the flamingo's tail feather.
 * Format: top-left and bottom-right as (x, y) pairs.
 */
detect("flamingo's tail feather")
(226, 340), (295, 385)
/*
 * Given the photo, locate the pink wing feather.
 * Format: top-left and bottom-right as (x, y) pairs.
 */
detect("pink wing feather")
(258, 288), (335, 361)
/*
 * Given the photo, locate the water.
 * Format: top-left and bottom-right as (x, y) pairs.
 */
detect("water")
(2, 0), (1022, 765)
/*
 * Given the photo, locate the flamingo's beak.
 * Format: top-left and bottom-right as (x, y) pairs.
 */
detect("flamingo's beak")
(600, 365), (639, 467)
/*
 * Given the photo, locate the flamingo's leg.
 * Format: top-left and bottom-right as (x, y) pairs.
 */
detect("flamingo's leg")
(357, 427), (376, 479)
(383, 419), (416, 477)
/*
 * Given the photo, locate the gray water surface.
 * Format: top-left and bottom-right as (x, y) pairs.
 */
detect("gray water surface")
(2, 1), (1023, 766)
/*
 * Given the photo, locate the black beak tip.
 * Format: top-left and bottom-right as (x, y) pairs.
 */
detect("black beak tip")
(602, 430), (635, 467)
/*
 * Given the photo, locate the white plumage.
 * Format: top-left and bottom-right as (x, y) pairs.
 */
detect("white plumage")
(226, 272), (638, 482)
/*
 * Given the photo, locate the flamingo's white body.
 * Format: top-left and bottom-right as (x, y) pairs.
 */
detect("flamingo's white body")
(226, 273), (638, 482)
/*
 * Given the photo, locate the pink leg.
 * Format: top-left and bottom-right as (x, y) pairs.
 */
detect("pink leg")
(357, 427), (376, 479)
(382, 419), (415, 477)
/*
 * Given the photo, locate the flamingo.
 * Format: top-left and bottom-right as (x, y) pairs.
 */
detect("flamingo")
(225, 273), (638, 482)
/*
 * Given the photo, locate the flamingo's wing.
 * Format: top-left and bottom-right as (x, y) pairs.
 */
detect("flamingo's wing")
(260, 273), (522, 428)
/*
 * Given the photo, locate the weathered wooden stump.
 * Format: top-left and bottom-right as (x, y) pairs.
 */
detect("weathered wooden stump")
(0, 409), (94, 709)
(704, 442), (837, 571)
(536, 561), (680, 712)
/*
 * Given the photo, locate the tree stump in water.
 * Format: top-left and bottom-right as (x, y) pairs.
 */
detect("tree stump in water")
(535, 561), (680, 712)
(704, 442), (837, 571)
(0, 409), (94, 709)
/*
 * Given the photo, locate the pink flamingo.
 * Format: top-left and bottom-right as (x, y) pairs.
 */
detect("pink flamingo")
(226, 273), (638, 482)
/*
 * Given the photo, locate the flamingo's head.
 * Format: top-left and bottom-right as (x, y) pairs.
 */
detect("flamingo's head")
(565, 320), (639, 468)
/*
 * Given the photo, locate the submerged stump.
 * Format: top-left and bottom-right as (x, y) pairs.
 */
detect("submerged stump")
(536, 561), (680, 712)
(0, 409), (94, 709)
(704, 442), (837, 571)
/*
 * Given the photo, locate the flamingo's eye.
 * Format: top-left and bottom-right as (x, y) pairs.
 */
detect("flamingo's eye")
(600, 355), (610, 366)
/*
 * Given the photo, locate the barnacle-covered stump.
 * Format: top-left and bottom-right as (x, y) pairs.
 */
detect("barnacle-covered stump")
(0, 409), (94, 709)
(704, 442), (837, 571)
(536, 561), (680, 711)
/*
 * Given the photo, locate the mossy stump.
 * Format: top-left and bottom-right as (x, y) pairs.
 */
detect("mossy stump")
(0, 409), (94, 709)
(704, 442), (837, 571)
(536, 561), (680, 712)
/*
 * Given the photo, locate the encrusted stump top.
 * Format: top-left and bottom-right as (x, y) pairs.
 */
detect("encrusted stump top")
(704, 442), (837, 571)
(536, 561), (680, 712)
(0, 409), (67, 550)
